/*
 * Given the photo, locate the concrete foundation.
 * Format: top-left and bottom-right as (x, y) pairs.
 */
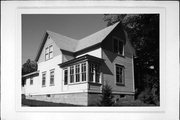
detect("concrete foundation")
(25, 92), (134, 106)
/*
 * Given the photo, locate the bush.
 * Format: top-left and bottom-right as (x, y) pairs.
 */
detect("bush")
(99, 84), (114, 106)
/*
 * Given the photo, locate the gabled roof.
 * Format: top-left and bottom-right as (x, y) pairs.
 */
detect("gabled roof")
(47, 30), (78, 52)
(35, 22), (135, 62)
(75, 22), (119, 52)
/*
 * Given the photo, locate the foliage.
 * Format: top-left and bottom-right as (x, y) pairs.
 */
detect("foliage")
(137, 74), (159, 105)
(22, 59), (37, 86)
(22, 59), (37, 75)
(99, 84), (114, 106)
(103, 14), (159, 104)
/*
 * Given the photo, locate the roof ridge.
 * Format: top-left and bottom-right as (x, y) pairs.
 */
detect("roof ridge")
(46, 30), (78, 41)
(75, 22), (120, 51)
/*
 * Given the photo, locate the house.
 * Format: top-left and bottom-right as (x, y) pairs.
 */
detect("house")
(22, 22), (136, 106)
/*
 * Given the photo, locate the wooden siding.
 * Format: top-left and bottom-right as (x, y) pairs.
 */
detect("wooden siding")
(101, 26), (133, 58)
(38, 35), (61, 63)
(102, 49), (134, 94)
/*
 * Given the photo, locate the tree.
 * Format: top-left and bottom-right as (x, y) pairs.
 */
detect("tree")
(22, 59), (37, 86)
(100, 84), (114, 106)
(22, 59), (37, 75)
(103, 14), (159, 104)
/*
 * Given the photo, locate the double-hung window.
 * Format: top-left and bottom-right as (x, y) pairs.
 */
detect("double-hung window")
(42, 72), (46, 87)
(50, 69), (55, 86)
(81, 63), (86, 81)
(75, 65), (80, 82)
(113, 37), (124, 55)
(64, 69), (68, 85)
(70, 66), (74, 83)
(89, 63), (100, 83)
(115, 64), (125, 85)
(45, 45), (53, 60)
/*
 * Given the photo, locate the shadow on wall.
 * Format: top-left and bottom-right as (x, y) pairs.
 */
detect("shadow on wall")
(101, 49), (117, 75)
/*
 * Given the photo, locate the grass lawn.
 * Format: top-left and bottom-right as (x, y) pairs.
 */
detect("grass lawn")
(114, 99), (156, 106)
(22, 98), (81, 107)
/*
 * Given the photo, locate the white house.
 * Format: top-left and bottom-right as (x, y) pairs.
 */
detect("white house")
(22, 22), (136, 106)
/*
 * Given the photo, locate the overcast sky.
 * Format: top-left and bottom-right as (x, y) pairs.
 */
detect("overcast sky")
(22, 14), (107, 64)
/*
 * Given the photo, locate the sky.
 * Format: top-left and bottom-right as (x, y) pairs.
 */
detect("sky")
(22, 14), (107, 64)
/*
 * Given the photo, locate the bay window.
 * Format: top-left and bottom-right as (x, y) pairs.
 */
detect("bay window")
(60, 55), (103, 85)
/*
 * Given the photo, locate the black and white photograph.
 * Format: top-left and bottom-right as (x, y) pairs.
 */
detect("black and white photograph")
(21, 14), (160, 107)
(1, 1), (179, 120)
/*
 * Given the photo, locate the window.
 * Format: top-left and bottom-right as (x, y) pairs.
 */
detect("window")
(95, 64), (100, 83)
(45, 45), (53, 60)
(50, 70), (55, 86)
(30, 77), (33, 85)
(49, 45), (53, 59)
(64, 69), (68, 85)
(115, 64), (125, 85)
(81, 63), (86, 81)
(42, 72), (46, 87)
(89, 63), (95, 82)
(113, 38), (124, 55)
(89, 63), (100, 83)
(70, 66), (74, 83)
(75, 64), (80, 82)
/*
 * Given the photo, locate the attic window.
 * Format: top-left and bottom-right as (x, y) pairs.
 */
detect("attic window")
(113, 37), (124, 55)
(45, 45), (53, 60)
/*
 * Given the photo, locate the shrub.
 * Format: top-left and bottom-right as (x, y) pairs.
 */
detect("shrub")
(99, 84), (114, 106)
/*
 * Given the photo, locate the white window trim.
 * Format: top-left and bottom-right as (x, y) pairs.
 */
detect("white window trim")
(114, 63), (125, 86)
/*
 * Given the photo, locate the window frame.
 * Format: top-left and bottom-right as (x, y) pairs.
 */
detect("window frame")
(45, 45), (53, 61)
(42, 72), (46, 87)
(75, 64), (80, 82)
(113, 37), (124, 56)
(81, 62), (86, 82)
(30, 77), (33, 85)
(115, 64), (125, 86)
(70, 66), (74, 83)
(89, 62), (100, 83)
(64, 68), (68, 85)
(50, 69), (55, 86)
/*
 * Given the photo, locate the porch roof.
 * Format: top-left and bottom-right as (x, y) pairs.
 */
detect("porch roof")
(59, 54), (104, 68)
(22, 70), (39, 78)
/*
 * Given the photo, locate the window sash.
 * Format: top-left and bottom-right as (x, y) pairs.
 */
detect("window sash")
(75, 65), (80, 82)
(113, 38), (124, 55)
(89, 63), (100, 83)
(64, 69), (68, 85)
(81, 63), (86, 81)
(30, 77), (33, 85)
(45, 45), (53, 60)
(42, 73), (46, 86)
(70, 66), (74, 83)
(116, 65), (124, 84)
(50, 70), (54, 85)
